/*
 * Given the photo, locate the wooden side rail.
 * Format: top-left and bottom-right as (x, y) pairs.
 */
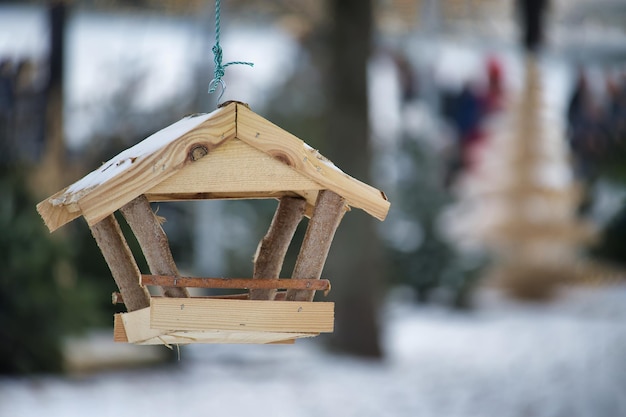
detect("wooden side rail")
(112, 291), (290, 305)
(141, 275), (331, 293)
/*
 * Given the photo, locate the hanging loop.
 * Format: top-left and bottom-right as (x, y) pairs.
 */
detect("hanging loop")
(208, 0), (253, 105)
(208, 78), (226, 103)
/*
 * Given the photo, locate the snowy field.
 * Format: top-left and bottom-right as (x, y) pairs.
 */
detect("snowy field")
(1, 285), (626, 417)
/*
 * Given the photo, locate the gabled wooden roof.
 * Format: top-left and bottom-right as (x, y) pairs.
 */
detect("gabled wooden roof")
(38, 101), (390, 232)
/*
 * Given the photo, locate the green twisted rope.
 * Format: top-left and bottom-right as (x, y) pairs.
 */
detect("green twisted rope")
(208, 0), (253, 100)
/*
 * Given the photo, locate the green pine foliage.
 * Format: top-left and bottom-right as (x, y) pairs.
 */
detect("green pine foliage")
(385, 138), (485, 307)
(584, 131), (626, 267)
(0, 167), (103, 374)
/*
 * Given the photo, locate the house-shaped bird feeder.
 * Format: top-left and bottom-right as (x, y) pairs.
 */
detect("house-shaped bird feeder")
(37, 101), (390, 345)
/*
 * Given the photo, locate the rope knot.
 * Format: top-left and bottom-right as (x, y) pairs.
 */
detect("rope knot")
(207, 0), (254, 102)
(209, 44), (226, 90)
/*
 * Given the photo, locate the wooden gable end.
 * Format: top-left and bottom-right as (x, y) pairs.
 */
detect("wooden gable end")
(145, 138), (324, 206)
(236, 104), (389, 221)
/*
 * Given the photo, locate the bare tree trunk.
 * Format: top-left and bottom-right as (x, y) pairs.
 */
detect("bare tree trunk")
(517, 0), (548, 52)
(36, 1), (66, 196)
(324, 0), (384, 358)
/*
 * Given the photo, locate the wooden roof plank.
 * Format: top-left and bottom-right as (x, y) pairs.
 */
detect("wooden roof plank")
(37, 104), (237, 231)
(37, 185), (81, 233)
(235, 103), (390, 221)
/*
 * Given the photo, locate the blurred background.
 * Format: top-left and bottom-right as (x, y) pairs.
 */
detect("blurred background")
(1, 0), (626, 416)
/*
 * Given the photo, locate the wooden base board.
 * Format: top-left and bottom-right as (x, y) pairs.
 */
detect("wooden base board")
(114, 298), (334, 345)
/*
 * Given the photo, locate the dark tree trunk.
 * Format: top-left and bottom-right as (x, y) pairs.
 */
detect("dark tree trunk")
(48, 2), (65, 90)
(38, 1), (67, 196)
(517, 0), (549, 52)
(324, 0), (384, 358)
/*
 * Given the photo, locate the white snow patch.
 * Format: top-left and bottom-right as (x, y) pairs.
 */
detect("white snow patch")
(2, 286), (625, 417)
(303, 143), (345, 175)
(368, 53), (403, 149)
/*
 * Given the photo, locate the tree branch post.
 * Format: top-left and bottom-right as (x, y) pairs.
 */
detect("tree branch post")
(89, 214), (150, 312)
(119, 195), (189, 298)
(286, 190), (346, 302)
(251, 197), (306, 300)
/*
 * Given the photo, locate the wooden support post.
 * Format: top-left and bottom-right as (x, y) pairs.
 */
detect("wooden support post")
(89, 214), (150, 312)
(119, 195), (189, 298)
(286, 190), (346, 302)
(251, 197), (306, 300)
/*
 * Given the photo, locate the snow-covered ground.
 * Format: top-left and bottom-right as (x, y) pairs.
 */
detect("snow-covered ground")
(2, 285), (625, 417)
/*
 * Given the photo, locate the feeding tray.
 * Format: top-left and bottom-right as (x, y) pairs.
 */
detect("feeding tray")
(113, 276), (335, 345)
(37, 101), (389, 345)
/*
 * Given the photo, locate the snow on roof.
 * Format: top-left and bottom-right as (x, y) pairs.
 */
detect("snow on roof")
(39, 101), (389, 232)
(303, 143), (345, 175)
(61, 111), (215, 200)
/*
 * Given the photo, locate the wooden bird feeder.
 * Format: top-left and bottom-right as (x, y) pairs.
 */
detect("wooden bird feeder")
(37, 101), (390, 345)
